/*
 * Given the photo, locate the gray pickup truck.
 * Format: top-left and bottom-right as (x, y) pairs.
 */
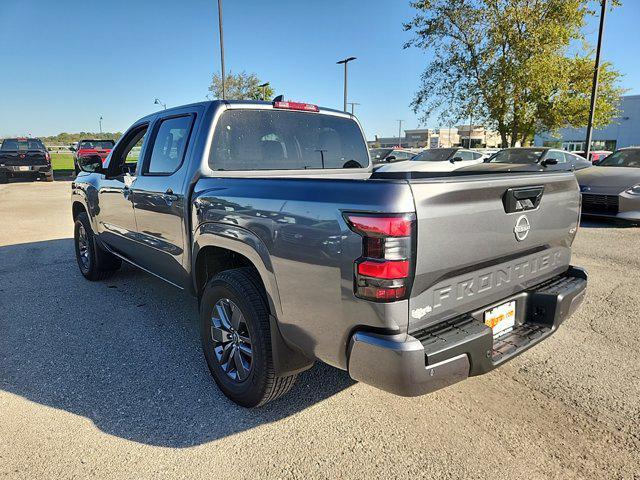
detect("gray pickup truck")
(71, 100), (587, 407)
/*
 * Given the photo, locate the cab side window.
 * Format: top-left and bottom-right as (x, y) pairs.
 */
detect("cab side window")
(109, 125), (148, 176)
(458, 150), (475, 161)
(145, 115), (193, 175)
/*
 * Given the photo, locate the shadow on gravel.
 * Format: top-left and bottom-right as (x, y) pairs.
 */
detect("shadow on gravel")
(0, 239), (354, 448)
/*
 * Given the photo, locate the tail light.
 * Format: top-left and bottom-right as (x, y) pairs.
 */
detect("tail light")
(273, 101), (319, 112)
(45, 151), (51, 162)
(344, 213), (415, 302)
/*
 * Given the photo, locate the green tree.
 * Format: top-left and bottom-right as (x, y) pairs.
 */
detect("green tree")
(405, 0), (624, 146)
(208, 71), (275, 101)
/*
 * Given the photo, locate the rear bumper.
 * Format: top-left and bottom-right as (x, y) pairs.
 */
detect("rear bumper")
(0, 165), (52, 177)
(347, 266), (587, 396)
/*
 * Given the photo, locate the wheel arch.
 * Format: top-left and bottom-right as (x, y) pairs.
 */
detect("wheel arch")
(193, 222), (313, 377)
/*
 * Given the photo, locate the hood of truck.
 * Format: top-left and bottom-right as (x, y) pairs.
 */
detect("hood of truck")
(406, 171), (580, 332)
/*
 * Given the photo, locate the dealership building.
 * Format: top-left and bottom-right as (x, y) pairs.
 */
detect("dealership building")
(368, 125), (502, 149)
(535, 94), (640, 152)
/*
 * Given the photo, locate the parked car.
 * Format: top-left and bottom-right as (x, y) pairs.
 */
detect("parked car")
(71, 139), (115, 174)
(375, 147), (485, 172)
(71, 99), (587, 407)
(484, 148), (592, 171)
(574, 150), (612, 164)
(575, 147), (640, 222)
(0, 137), (53, 182)
(369, 148), (415, 164)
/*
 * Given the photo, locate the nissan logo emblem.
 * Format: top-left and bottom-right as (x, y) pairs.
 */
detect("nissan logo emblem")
(514, 215), (531, 241)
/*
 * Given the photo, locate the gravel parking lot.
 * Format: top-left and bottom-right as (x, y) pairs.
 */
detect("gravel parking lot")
(1, 180), (638, 480)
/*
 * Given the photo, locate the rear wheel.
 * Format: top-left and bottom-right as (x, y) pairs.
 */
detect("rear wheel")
(74, 212), (121, 280)
(200, 267), (297, 407)
(45, 171), (54, 182)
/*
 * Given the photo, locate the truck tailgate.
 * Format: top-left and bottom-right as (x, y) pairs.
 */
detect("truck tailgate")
(407, 171), (580, 332)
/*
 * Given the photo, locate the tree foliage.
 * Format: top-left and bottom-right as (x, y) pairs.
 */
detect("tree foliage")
(208, 71), (275, 101)
(405, 0), (625, 146)
(40, 132), (122, 145)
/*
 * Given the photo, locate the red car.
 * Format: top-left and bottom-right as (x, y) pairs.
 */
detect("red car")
(72, 139), (115, 174)
(575, 150), (612, 164)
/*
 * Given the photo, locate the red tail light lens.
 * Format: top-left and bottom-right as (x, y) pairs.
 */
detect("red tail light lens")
(357, 260), (409, 279)
(346, 215), (412, 237)
(345, 213), (415, 303)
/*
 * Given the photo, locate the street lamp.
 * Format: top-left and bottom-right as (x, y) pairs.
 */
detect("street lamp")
(99, 115), (103, 134)
(347, 102), (360, 115)
(585, 0), (608, 160)
(336, 56), (356, 112)
(397, 119), (404, 148)
(217, 0), (226, 100)
(258, 82), (270, 101)
(154, 98), (167, 110)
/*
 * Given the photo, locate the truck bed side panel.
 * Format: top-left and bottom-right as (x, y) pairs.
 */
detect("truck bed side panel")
(192, 176), (414, 369)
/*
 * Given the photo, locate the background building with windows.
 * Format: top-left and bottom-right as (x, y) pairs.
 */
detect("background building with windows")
(368, 125), (501, 149)
(535, 94), (640, 152)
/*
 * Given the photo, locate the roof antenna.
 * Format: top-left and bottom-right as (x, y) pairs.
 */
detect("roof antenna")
(272, 95), (284, 102)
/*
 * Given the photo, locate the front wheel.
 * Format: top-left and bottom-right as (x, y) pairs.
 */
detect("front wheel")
(74, 212), (121, 280)
(200, 268), (297, 407)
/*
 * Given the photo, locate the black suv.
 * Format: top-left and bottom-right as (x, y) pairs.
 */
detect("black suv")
(0, 138), (53, 182)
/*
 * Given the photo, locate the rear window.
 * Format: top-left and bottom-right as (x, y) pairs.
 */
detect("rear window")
(79, 140), (115, 150)
(209, 109), (369, 171)
(1, 139), (44, 151)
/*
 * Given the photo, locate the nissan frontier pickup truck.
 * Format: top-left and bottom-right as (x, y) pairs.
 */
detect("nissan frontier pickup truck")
(71, 100), (587, 407)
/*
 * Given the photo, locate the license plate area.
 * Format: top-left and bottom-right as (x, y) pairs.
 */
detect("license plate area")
(18, 166), (30, 171)
(484, 301), (516, 338)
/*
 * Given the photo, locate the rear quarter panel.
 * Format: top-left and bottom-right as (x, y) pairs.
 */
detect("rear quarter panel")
(192, 176), (415, 369)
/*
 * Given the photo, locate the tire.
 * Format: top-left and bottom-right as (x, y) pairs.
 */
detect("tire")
(74, 212), (121, 281)
(45, 172), (54, 182)
(200, 267), (297, 407)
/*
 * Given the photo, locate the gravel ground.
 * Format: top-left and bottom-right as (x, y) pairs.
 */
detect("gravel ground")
(0, 181), (638, 480)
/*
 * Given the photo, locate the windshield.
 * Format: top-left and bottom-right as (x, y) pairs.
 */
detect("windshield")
(490, 149), (545, 164)
(411, 148), (457, 162)
(0, 139), (44, 151)
(597, 150), (640, 168)
(79, 140), (115, 150)
(210, 109), (369, 170)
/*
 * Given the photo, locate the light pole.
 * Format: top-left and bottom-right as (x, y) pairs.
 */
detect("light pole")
(154, 98), (167, 110)
(585, 0), (608, 160)
(347, 102), (360, 115)
(99, 115), (103, 134)
(397, 119), (404, 148)
(217, 0), (226, 100)
(336, 57), (356, 112)
(258, 82), (270, 101)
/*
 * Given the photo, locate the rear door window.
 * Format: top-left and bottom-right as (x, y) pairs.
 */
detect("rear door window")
(145, 115), (193, 174)
(209, 109), (369, 171)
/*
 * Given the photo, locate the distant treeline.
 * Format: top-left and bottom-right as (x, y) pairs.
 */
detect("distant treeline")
(40, 132), (123, 145)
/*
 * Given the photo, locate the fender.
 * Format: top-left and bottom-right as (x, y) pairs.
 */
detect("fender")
(192, 222), (314, 377)
(71, 182), (101, 233)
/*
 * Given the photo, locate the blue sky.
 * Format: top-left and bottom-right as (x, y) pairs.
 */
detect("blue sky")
(1, 0), (639, 140)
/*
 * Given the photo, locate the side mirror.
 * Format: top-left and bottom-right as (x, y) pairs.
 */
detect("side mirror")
(79, 154), (104, 173)
(450, 156), (463, 163)
(541, 158), (558, 167)
(385, 155), (396, 162)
